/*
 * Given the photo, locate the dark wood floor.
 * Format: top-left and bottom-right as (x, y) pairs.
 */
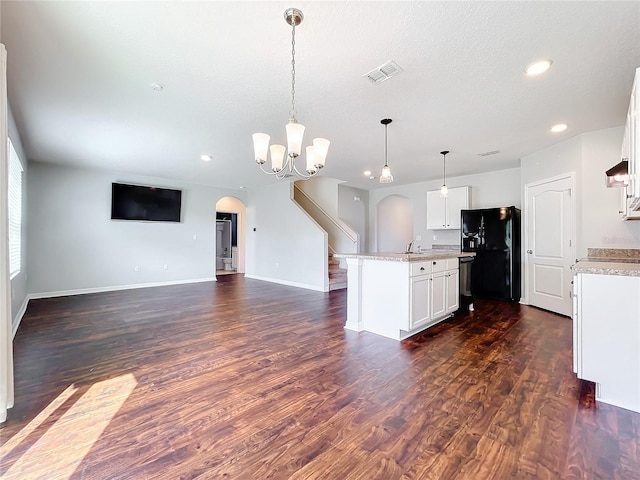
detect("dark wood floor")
(1, 275), (639, 479)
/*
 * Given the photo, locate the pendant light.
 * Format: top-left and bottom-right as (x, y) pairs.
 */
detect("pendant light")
(252, 8), (329, 180)
(440, 150), (449, 197)
(379, 118), (394, 184)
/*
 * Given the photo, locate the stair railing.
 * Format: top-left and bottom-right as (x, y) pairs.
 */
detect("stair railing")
(293, 183), (359, 254)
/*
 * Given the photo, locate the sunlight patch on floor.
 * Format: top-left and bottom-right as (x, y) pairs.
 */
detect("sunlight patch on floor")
(1, 373), (137, 479)
(0, 383), (79, 457)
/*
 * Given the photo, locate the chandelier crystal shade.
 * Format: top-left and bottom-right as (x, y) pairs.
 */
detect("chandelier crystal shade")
(252, 8), (329, 180)
(379, 118), (394, 184)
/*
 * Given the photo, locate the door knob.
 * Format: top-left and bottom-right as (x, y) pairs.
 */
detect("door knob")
(527, 249), (533, 254)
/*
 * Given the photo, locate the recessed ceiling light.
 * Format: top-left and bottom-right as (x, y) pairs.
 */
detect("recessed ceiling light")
(369, 176), (375, 180)
(525, 59), (553, 76)
(239, 186), (246, 189)
(363, 170), (372, 176)
(200, 154), (212, 161)
(151, 82), (164, 91)
(550, 123), (567, 133)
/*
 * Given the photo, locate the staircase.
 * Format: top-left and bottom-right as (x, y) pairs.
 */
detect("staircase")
(328, 253), (347, 291)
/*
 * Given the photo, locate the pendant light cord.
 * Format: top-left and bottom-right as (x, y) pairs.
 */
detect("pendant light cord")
(443, 152), (446, 184)
(290, 21), (297, 120)
(384, 124), (388, 167)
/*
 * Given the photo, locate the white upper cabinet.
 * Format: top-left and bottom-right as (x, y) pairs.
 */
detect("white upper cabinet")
(620, 185), (640, 220)
(625, 68), (639, 210)
(426, 186), (470, 230)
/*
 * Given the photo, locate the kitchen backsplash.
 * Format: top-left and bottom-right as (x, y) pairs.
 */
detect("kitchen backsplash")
(587, 248), (640, 259)
(431, 244), (460, 251)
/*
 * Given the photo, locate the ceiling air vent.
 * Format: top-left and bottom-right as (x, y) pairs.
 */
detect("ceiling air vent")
(363, 61), (404, 84)
(477, 150), (501, 157)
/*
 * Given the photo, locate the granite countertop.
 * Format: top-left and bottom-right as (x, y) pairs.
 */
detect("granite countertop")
(333, 250), (475, 262)
(572, 248), (640, 277)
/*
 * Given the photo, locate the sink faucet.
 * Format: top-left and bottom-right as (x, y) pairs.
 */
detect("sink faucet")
(406, 241), (414, 253)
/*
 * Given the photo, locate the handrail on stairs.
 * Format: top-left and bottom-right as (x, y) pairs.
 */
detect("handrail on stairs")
(293, 183), (358, 244)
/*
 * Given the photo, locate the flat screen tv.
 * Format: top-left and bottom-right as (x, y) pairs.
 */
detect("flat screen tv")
(111, 183), (182, 222)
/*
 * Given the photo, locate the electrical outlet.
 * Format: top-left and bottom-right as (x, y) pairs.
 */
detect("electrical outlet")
(134, 265), (139, 272)
(163, 264), (168, 270)
(193, 234), (197, 240)
(416, 235), (422, 241)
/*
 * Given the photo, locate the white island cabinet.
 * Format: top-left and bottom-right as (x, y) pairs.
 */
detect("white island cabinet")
(573, 257), (640, 413)
(335, 252), (466, 340)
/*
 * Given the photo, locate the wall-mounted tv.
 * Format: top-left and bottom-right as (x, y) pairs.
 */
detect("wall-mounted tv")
(111, 183), (182, 222)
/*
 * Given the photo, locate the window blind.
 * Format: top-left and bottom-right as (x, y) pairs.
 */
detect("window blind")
(8, 139), (22, 278)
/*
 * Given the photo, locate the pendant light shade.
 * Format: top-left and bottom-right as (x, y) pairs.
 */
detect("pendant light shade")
(270, 144), (286, 172)
(380, 118), (394, 184)
(286, 121), (305, 158)
(253, 133), (270, 165)
(440, 150), (449, 197)
(313, 138), (330, 169)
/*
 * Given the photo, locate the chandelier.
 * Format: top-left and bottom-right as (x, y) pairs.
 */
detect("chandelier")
(252, 8), (329, 180)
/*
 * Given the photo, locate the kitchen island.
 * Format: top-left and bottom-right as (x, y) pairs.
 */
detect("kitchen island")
(333, 251), (473, 340)
(572, 248), (640, 413)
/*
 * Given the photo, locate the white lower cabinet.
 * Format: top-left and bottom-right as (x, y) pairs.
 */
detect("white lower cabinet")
(409, 258), (459, 332)
(410, 275), (431, 329)
(445, 268), (460, 313)
(573, 272), (640, 413)
(430, 271), (447, 320)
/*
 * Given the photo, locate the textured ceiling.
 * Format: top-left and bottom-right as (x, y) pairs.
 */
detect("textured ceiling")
(2, 1), (640, 190)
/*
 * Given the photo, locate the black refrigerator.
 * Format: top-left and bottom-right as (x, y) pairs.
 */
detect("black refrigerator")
(461, 207), (521, 302)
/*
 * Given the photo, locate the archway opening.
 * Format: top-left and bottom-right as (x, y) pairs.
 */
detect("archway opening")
(376, 195), (414, 253)
(216, 196), (246, 275)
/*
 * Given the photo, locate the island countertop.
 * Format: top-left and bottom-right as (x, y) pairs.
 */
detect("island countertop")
(333, 250), (474, 262)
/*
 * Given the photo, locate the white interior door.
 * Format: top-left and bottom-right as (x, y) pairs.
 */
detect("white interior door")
(525, 175), (575, 316)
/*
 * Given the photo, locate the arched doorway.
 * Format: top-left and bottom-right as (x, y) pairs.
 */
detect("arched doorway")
(216, 196), (246, 275)
(377, 195), (414, 253)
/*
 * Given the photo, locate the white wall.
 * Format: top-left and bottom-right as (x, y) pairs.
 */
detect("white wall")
(245, 181), (327, 291)
(295, 177), (342, 216)
(520, 136), (582, 188)
(521, 126), (640, 258)
(27, 162), (245, 295)
(377, 195), (413, 252)
(368, 168), (521, 252)
(338, 185), (369, 253)
(8, 106), (27, 329)
(580, 127), (640, 253)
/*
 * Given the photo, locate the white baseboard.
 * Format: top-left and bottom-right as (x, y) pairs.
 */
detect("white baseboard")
(244, 274), (327, 292)
(27, 277), (218, 301)
(12, 296), (29, 338)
